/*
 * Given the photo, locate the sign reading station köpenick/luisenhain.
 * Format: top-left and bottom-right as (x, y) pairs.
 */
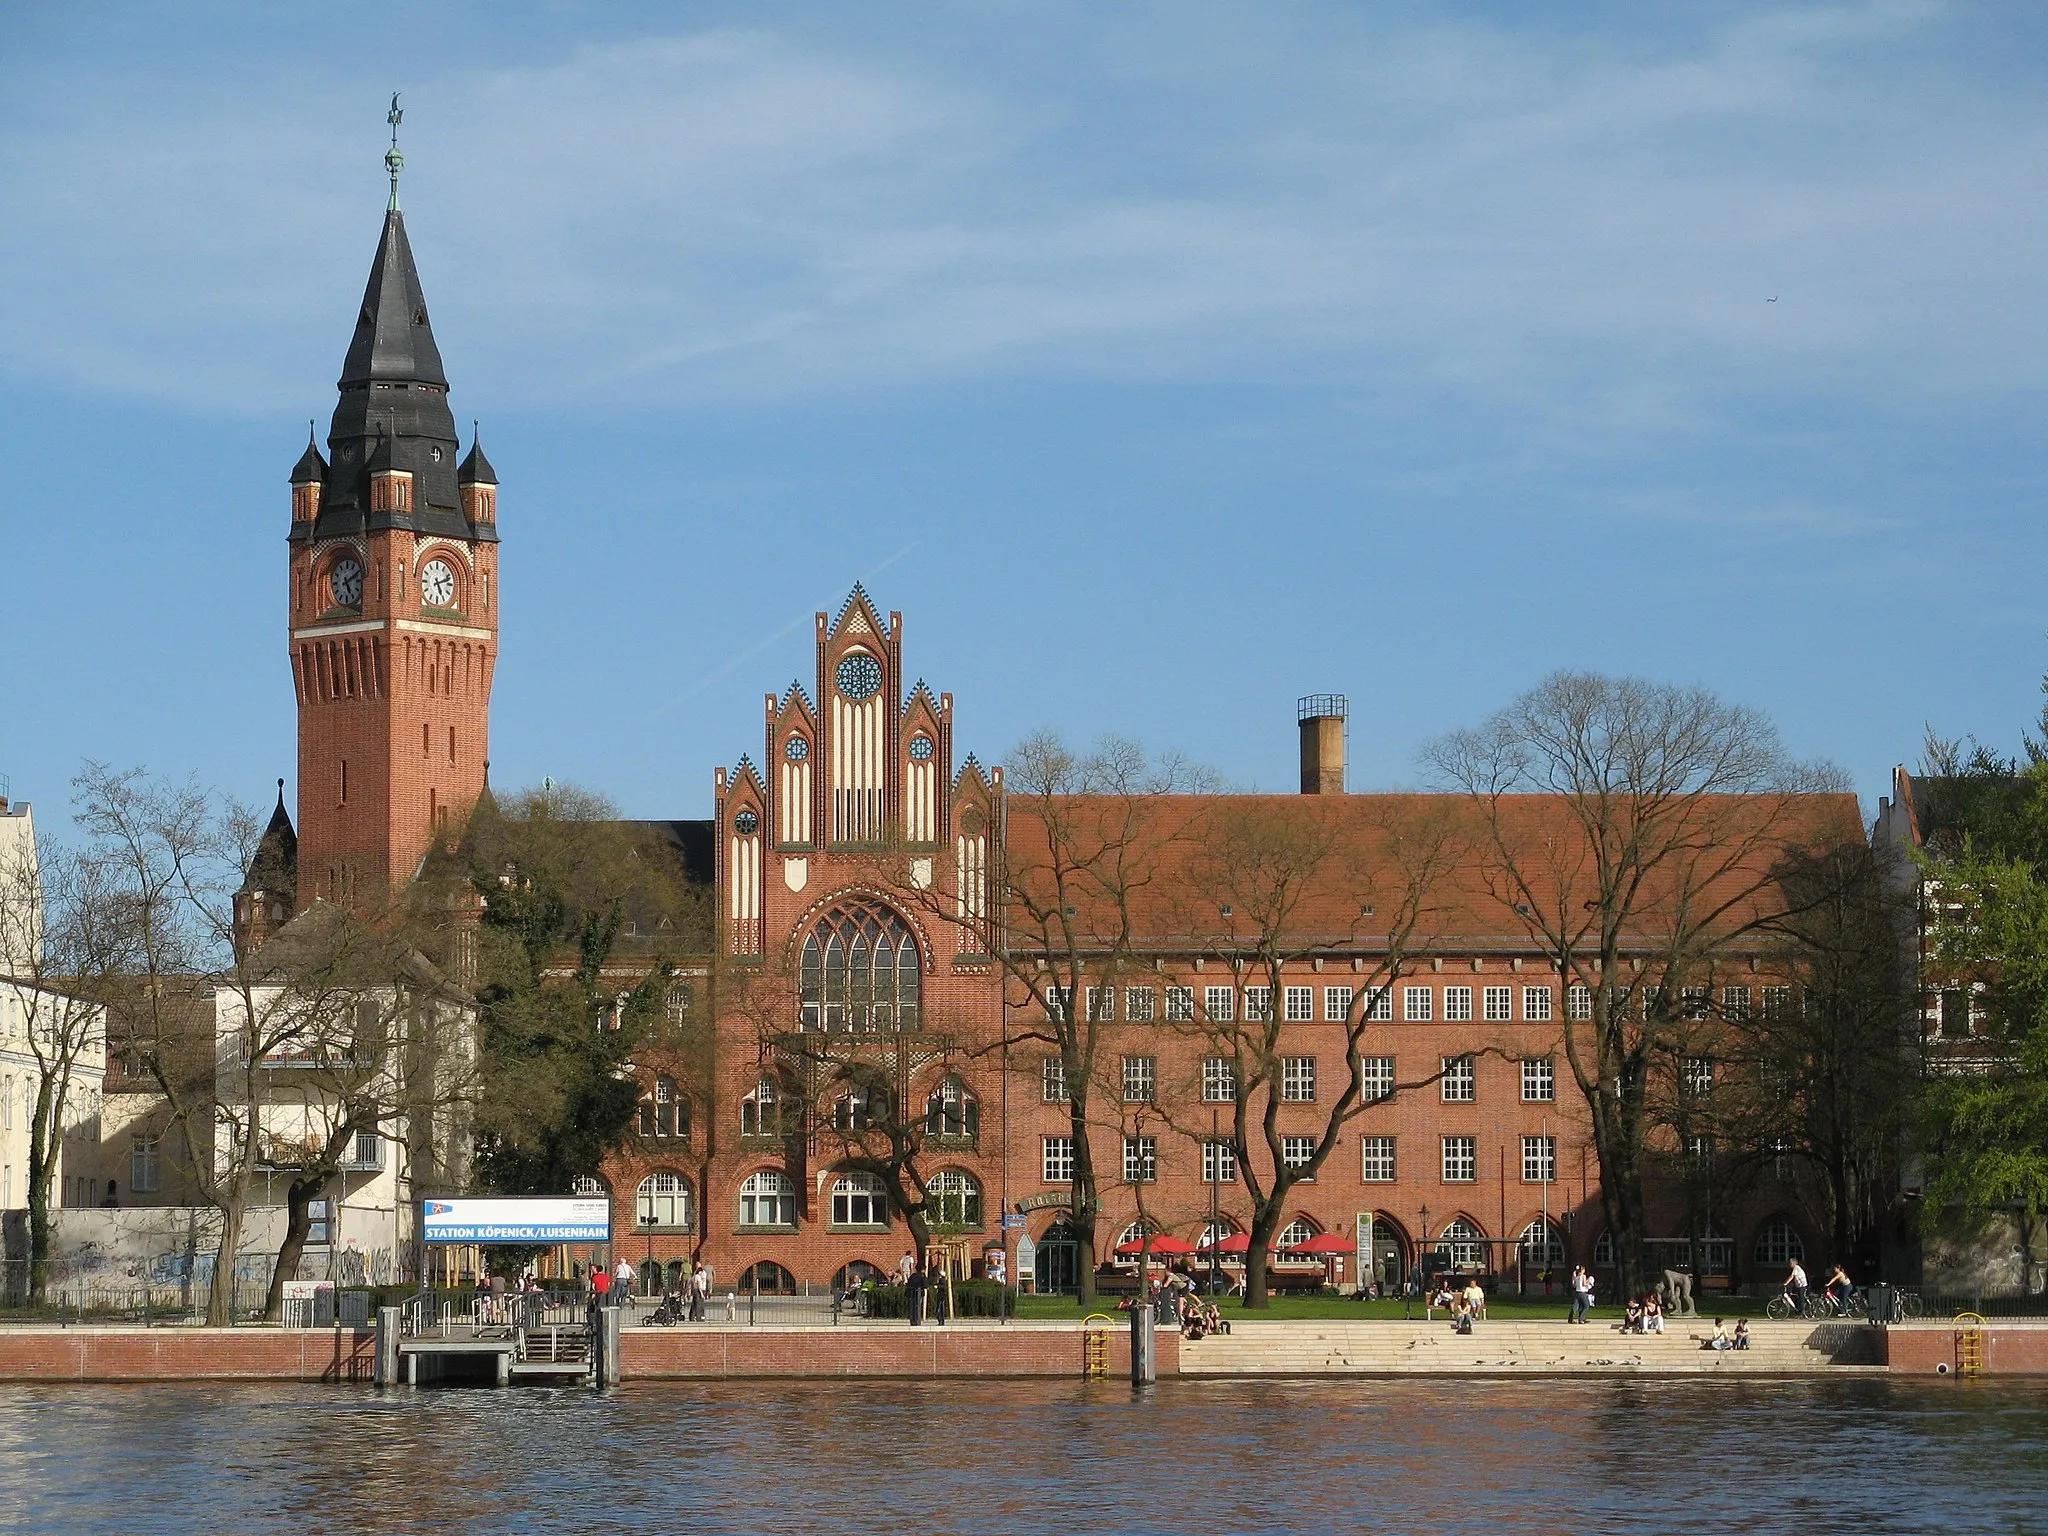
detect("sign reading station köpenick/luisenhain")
(420, 1196), (613, 1244)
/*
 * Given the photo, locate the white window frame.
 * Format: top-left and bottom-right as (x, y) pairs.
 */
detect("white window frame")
(1042, 1136), (1074, 1184)
(1483, 985), (1513, 1022)
(1521, 1057), (1555, 1103)
(1682, 1056), (1715, 1095)
(1202, 1057), (1238, 1103)
(1281, 1055), (1317, 1103)
(1166, 986), (1195, 1022)
(1522, 985), (1553, 1021)
(1403, 986), (1433, 1021)
(1042, 1057), (1069, 1104)
(1567, 984), (1594, 1021)
(1323, 985), (1354, 1021)
(1362, 1056), (1395, 1102)
(1366, 986), (1393, 1021)
(1044, 985), (1071, 1022)
(738, 1170), (797, 1228)
(1723, 985), (1752, 1022)
(1441, 1136), (1477, 1183)
(1522, 1134), (1556, 1184)
(1441, 1055), (1476, 1102)
(1244, 986), (1274, 1022)
(1281, 1135), (1316, 1179)
(637, 1171), (695, 1230)
(1202, 1139), (1238, 1184)
(1360, 1136), (1396, 1182)
(829, 1171), (888, 1227)
(1125, 986), (1157, 1022)
(1285, 986), (1315, 1022)
(1204, 985), (1235, 1023)
(1123, 1135), (1158, 1184)
(1444, 986), (1474, 1022)
(1122, 1055), (1156, 1103)
(1086, 985), (1115, 1023)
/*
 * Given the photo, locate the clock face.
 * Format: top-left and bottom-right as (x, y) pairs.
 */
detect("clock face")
(329, 557), (363, 608)
(909, 734), (935, 763)
(420, 559), (457, 607)
(785, 735), (810, 763)
(836, 652), (883, 702)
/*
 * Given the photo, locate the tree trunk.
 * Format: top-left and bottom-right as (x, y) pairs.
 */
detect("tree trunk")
(1590, 1092), (1650, 1303)
(25, 1082), (54, 1302)
(208, 1167), (252, 1327)
(263, 1175), (328, 1321)
(1243, 1206), (1282, 1309)
(1069, 1098), (1098, 1306)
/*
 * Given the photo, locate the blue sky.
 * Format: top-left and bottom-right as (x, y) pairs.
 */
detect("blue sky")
(2, 1), (2044, 827)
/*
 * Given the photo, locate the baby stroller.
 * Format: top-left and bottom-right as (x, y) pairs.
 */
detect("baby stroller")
(648, 1288), (689, 1326)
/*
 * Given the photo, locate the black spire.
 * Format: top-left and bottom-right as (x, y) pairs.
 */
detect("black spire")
(290, 421), (326, 486)
(458, 423), (497, 486)
(239, 781), (299, 899)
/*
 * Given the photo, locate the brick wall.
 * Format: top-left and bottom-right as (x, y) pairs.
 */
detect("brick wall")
(0, 1328), (377, 1382)
(623, 1323), (1178, 1379)
(1881, 1321), (2048, 1375)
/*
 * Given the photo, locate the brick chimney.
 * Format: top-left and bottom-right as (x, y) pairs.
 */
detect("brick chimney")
(1298, 695), (1347, 794)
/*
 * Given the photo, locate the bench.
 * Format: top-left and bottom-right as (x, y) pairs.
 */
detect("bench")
(1268, 1271), (1329, 1296)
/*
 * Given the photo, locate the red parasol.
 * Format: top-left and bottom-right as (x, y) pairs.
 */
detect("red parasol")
(1287, 1232), (1353, 1256)
(1197, 1232), (1252, 1254)
(1115, 1234), (1198, 1257)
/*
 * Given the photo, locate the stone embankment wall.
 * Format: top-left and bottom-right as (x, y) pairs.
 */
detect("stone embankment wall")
(0, 1328), (378, 1382)
(1880, 1321), (2048, 1375)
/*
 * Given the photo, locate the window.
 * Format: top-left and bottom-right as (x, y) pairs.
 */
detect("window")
(1442, 1136), (1477, 1182)
(740, 1079), (784, 1137)
(1044, 985), (1071, 1022)
(1203, 1139), (1238, 1183)
(1365, 986), (1393, 1021)
(1281, 1056), (1317, 1103)
(664, 982), (693, 1024)
(1567, 984), (1594, 1021)
(1202, 1057), (1238, 1103)
(1403, 986), (1433, 1021)
(637, 1171), (694, 1230)
(1360, 1136), (1396, 1182)
(1681, 1056), (1715, 1095)
(1522, 1135), (1556, 1184)
(928, 1169), (983, 1229)
(1762, 985), (1796, 1021)
(1723, 985), (1752, 1022)
(739, 1261), (797, 1295)
(1043, 1136), (1074, 1183)
(1245, 987), (1274, 1022)
(640, 1075), (685, 1138)
(1199, 1221), (1239, 1250)
(1522, 985), (1552, 1021)
(1282, 1136), (1316, 1178)
(1323, 985), (1354, 1021)
(1362, 1056), (1395, 1102)
(1285, 986), (1315, 1022)
(1278, 1218), (1321, 1252)
(1687, 1134), (1714, 1169)
(799, 902), (922, 1032)
(1444, 986), (1474, 1022)
(1755, 1218), (1805, 1266)
(571, 1175), (608, 1197)
(1521, 1058), (1554, 1102)
(836, 1081), (891, 1134)
(1117, 1220), (1159, 1252)
(1086, 986), (1115, 1022)
(738, 1170), (797, 1227)
(1520, 1217), (1566, 1271)
(1123, 1136), (1158, 1183)
(925, 1077), (979, 1140)
(1125, 986), (1157, 1022)
(1122, 1056), (1156, 1103)
(1681, 986), (1711, 1020)
(1166, 986), (1195, 1022)
(1205, 985), (1235, 1023)
(1939, 988), (1972, 1039)
(1042, 1057), (1069, 1103)
(1483, 986), (1513, 1022)
(1436, 1216), (1485, 1269)
(130, 1134), (161, 1194)
(1441, 1055), (1475, 1102)
(344, 1129), (383, 1169)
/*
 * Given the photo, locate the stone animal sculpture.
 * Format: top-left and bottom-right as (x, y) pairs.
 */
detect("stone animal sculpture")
(1658, 1269), (1697, 1317)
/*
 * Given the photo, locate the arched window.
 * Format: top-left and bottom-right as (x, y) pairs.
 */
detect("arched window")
(927, 1170), (983, 1230)
(1116, 1219), (1159, 1252)
(1435, 1217), (1486, 1270)
(1519, 1217), (1566, 1271)
(636, 1172), (693, 1232)
(1278, 1217), (1321, 1253)
(800, 902), (922, 1032)
(1755, 1217), (1805, 1266)
(1594, 1230), (1613, 1267)
(831, 1172), (891, 1227)
(741, 1079), (785, 1138)
(924, 1076), (979, 1140)
(571, 1174), (608, 1197)
(739, 1170), (798, 1228)
(833, 1079), (892, 1133)
(739, 1260), (797, 1294)
(1198, 1220), (1241, 1251)
(638, 1076), (688, 1140)
(833, 1259), (886, 1291)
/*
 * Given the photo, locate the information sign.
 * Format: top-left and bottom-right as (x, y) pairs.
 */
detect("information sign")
(420, 1195), (612, 1244)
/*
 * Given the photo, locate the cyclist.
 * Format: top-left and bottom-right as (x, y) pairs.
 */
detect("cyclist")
(1823, 1262), (1854, 1316)
(1782, 1256), (1810, 1316)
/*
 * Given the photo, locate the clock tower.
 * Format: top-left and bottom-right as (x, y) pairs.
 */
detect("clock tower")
(286, 122), (498, 909)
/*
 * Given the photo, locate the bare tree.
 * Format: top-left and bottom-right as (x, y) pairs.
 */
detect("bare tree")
(0, 826), (127, 1300)
(1160, 797), (1463, 1306)
(1424, 671), (1847, 1301)
(892, 732), (1211, 1306)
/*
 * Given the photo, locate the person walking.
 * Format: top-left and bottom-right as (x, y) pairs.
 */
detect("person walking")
(614, 1257), (636, 1308)
(690, 1260), (711, 1322)
(1569, 1264), (1595, 1324)
(906, 1264), (928, 1326)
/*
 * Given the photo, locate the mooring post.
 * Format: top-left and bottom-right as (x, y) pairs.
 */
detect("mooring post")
(1130, 1301), (1156, 1385)
(374, 1306), (400, 1387)
(594, 1303), (622, 1387)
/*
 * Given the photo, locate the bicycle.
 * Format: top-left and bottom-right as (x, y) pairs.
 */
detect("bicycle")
(1765, 1289), (1829, 1321)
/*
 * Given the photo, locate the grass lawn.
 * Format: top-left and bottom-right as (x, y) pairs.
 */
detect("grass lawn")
(1009, 1291), (1771, 1322)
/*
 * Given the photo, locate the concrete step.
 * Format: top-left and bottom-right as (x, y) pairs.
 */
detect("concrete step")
(1178, 1320), (1879, 1375)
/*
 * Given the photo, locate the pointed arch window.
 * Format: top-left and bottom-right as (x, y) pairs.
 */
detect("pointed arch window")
(740, 1078), (786, 1138)
(800, 902), (922, 1032)
(924, 1076), (979, 1142)
(927, 1169), (983, 1230)
(833, 1077), (893, 1133)
(1435, 1217), (1487, 1271)
(637, 1076), (689, 1141)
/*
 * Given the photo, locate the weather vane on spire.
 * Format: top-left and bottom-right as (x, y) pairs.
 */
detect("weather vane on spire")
(385, 93), (405, 212)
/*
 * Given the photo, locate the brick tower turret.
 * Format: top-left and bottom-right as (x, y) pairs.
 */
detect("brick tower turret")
(286, 123), (498, 908)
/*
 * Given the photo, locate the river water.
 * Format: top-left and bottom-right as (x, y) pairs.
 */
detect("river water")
(0, 1377), (2040, 1535)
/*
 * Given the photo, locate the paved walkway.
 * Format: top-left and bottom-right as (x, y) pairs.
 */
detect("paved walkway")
(1179, 1318), (1884, 1375)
